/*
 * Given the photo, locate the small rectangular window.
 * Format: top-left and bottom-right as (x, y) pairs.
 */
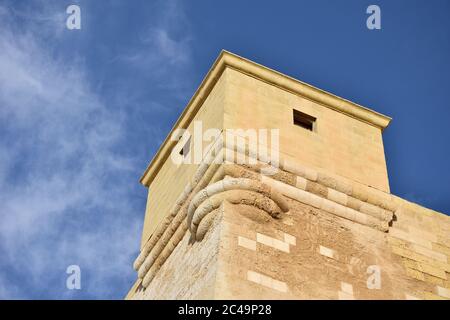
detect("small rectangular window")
(293, 109), (316, 131)
(179, 136), (191, 157)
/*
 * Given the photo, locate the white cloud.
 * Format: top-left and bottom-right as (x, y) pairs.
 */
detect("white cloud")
(0, 3), (143, 299)
(0, 0), (196, 299)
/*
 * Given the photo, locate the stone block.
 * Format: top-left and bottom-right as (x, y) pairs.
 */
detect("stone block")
(319, 245), (335, 259)
(238, 236), (257, 251)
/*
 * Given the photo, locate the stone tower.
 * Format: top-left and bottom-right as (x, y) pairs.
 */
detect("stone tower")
(126, 51), (450, 300)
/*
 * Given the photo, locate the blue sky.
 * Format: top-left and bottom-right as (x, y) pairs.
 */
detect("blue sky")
(0, 0), (448, 299)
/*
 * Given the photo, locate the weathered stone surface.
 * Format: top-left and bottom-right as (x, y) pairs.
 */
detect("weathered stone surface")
(126, 51), (450, 300)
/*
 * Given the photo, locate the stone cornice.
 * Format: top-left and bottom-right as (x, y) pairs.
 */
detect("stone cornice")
(140, 50), (392, 187)
(132, 141), (449, 291)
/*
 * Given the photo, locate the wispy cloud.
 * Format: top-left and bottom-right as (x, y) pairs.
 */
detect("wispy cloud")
(0, 1), (191, 299)
(113, 0), (193, 94)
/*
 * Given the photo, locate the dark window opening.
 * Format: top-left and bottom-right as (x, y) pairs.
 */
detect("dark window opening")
(179, 136), (191, 156)
(293, 109), (316, 131)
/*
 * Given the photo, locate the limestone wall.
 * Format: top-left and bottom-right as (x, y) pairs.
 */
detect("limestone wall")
(127, 145), (450, 299)
(223, 68), (389, 192)
(132, 209), (223, 300)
